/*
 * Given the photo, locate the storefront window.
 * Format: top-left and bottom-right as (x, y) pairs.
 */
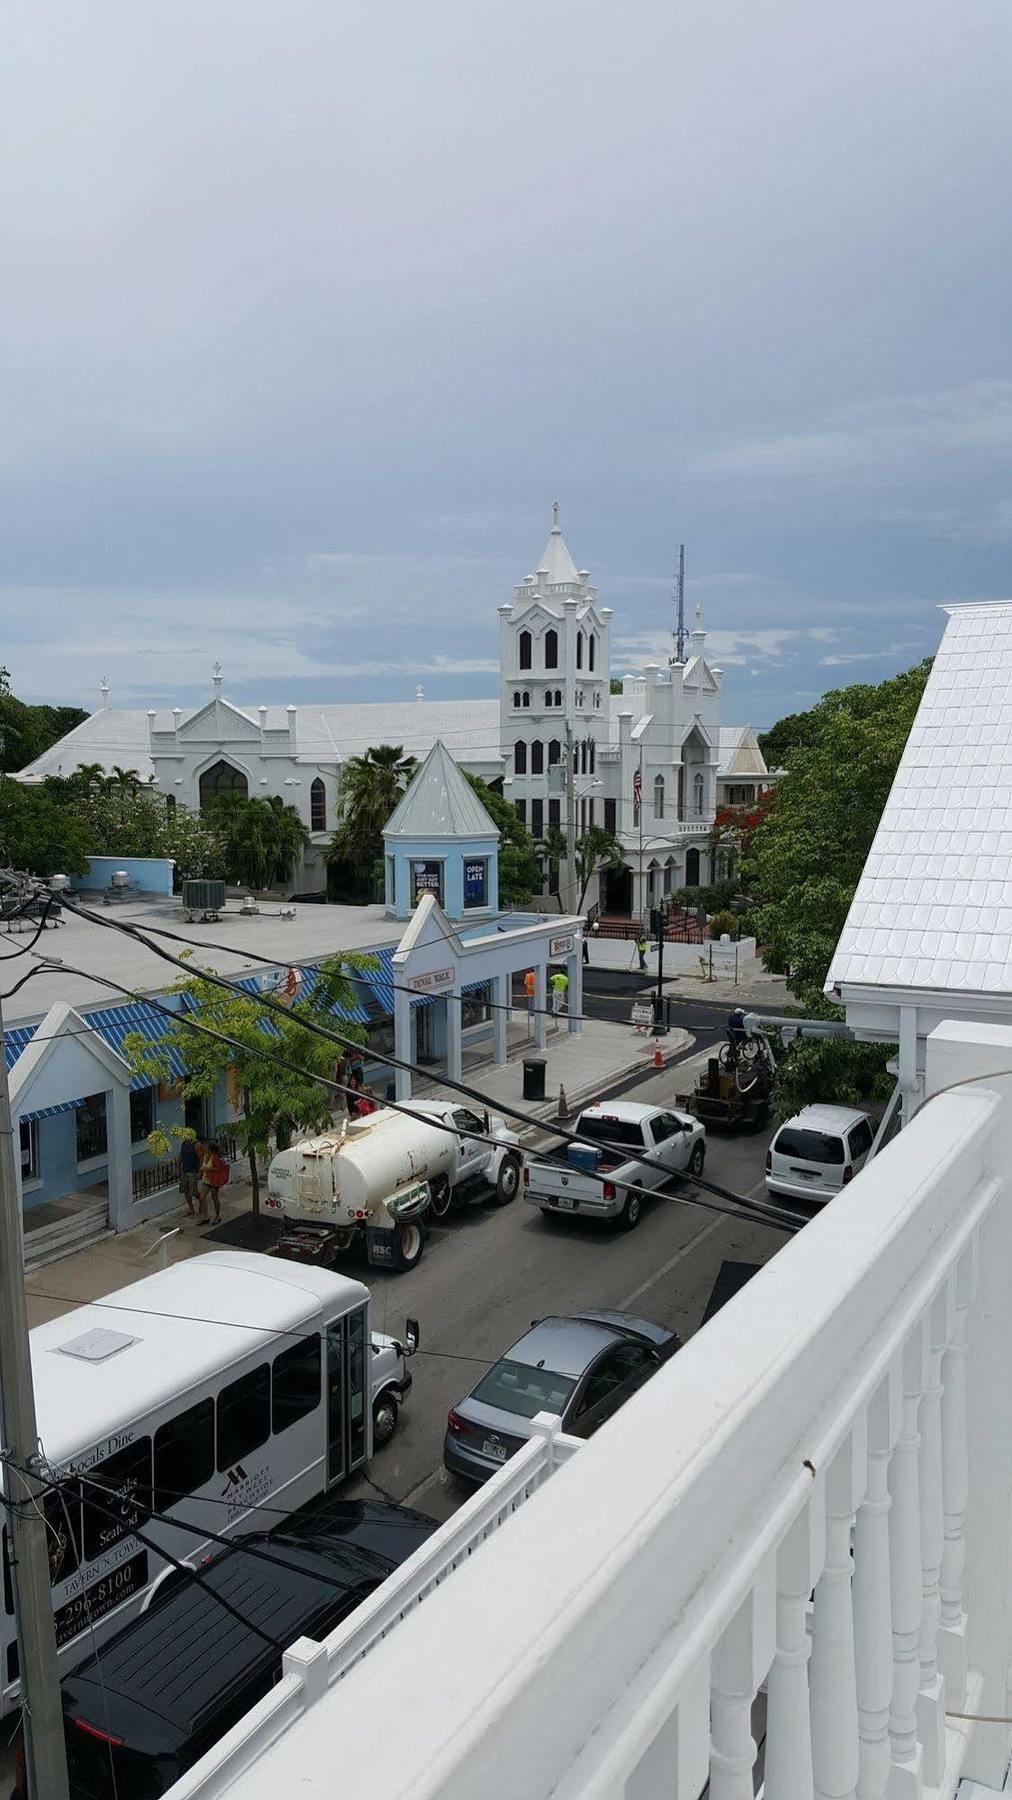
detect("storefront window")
(130, 1088), (155, 1143)
(462, 858), (488, 910)
(20, 1119), (39, 1181)
(385, 856), (396, 904)
(410, 860), (443, 907)
(461, 983), (492, 1029)
(76, 1094), (108, 1163)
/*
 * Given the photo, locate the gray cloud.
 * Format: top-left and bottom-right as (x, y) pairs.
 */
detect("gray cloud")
(3, 0), (1010, 731)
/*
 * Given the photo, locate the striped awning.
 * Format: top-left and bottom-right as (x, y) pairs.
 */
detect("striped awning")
(348, 948), (490, 1019)
(85, 1001), (188, 1091)
(231, 965), (371, 1025)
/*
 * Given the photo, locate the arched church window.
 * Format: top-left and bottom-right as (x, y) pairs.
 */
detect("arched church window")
(199, 759), (248, 812)
(693, 771), (705, 817)
(548, 739), (561, 766)
(589, 740), (596, 774)
(686, 846), (700, 885)
(519, 631), (532, 671)
(588, 633), (596, 672)
(544, 690), (553, 708)
(653, 775), (665, 820)
(311, 777), (327, 832)
(593, 690), (601, 709)
(513, 690), (521, 708)
(555, 689), (563, 707)
(544, 628), (558, 670)
(531, 740), (544, 775)
(576, 631), (584, 670)
(514, 741), (527, 775)
(165, 794), (176, 816)
(522, 691), (530, 709)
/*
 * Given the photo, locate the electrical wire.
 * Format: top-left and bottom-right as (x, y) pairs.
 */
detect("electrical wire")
(55, 902), (801, 1232)
(0, 894), (58, 961)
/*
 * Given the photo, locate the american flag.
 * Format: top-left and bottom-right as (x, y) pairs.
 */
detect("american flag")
(633, 767), (642, 807)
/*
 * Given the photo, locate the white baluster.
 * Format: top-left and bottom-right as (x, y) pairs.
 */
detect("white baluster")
(963, 1194), (1012, 1790)
(938, 1242), (973, 1706)
(886, 1327), (926, 1798)
(854, 1372), (900, 1800)
(710, 1558), (775, 1800)
(764, 1491), (824, 1800)
(811, 1426), (865, 1799)
(916, 1285), (950, 1784)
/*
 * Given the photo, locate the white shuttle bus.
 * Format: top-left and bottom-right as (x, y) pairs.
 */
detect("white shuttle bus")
(0, 1251), (417, 1713)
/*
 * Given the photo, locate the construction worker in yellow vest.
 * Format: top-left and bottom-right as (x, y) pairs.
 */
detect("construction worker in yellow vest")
(550, 969), (569, 1016)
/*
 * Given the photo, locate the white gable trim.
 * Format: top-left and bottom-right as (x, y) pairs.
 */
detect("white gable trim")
(9, 1002), (133, 1112)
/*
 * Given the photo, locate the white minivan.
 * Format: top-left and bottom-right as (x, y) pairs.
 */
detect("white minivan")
(765, 1104), (875, 1204)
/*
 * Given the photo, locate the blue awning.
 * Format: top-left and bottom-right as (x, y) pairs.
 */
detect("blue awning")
(345, 948), (490, 1019)
(85, 1001), (189, 1091)
(231, 965), (371, 1026)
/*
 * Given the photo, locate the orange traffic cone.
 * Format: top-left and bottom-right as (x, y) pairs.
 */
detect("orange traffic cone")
(652, 1043), (664, 1070)
(557, 1084), (571, 1122)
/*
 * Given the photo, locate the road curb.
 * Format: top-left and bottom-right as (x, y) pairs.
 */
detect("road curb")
(516, 1030), (695, 1139)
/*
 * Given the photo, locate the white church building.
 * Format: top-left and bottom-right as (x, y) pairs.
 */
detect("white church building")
(15, 511), (772, 915)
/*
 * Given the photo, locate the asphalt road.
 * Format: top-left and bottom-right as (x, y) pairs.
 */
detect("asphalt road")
(348, 1045), (783, 1524)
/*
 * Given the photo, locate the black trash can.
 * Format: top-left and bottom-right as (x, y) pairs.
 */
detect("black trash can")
(522, 1056), (547, 1102)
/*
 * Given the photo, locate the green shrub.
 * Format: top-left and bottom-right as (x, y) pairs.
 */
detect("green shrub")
(708, 910), (738, 940)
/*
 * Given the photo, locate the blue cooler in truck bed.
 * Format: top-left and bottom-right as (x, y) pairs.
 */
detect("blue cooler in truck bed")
(567, 1143), (601, 1174)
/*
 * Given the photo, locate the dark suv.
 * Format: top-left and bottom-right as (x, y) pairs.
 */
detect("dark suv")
(62, 1499), (436, 1799)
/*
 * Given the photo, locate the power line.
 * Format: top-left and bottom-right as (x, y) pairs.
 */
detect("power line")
(43, 910), (803, 1233)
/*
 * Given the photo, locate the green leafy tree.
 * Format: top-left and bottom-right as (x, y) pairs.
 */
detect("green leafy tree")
(0, 675), (88, 774)
(573, 825), (624, 912)
(745, 660), (931, 1113)
(537, 824), (567, 905)
(0, 777), (92, 875)
(330, 745), (418, 872)
(609, 677), (624, 695)
(125, 954), (375, 1212)
(460, 773), (541, 905)
(211, 794), (310, 890)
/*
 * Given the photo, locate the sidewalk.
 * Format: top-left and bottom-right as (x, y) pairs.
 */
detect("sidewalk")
(587, 938), (795, 1007)
(23, 1017), (691, 1329)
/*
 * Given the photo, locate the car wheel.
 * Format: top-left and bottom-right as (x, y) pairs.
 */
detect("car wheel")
(616, 1187), (643, 1231)
(428, 1176), (453, 1219)
(494, 1154), (521, 1205)
(688, 1141), (706, 1177)
(372, 1393), (399, 1448)
(393, 1220), (425, 1271)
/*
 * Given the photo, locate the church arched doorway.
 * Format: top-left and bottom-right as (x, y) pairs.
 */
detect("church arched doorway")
(685, 846), (700, 887)
(603, 864), (633, 916)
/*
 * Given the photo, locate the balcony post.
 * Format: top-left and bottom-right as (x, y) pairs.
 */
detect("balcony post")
(854, 1370), (900, 1799)
(811, 1429), (865, 1799)
(709, 1557), (775, 1800)
(764, 1491), (824, 1800)
(915, 1284), (951, 1784)
(937, 1243), (974, 1704)
(886, 1327), (926, 1797)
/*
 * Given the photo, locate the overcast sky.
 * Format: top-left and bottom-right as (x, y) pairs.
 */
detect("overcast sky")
(3, 0), (1010, 730)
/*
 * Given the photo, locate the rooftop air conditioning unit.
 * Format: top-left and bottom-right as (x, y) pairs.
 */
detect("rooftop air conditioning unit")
(182, 879), (226, 922)
(111, 870), (131, 887)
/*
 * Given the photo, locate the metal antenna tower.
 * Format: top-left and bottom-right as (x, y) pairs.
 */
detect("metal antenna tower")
(671, 543), (686, 663)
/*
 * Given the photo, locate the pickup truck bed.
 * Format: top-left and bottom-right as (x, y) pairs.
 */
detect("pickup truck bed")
(523, 1103), (706, 1231)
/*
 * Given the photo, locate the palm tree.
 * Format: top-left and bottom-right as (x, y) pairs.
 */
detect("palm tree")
(210, 794), (309, 890)
(330, 745), (417, 870)
(74, 761), (112, 793)
(110, 764), (143, 795)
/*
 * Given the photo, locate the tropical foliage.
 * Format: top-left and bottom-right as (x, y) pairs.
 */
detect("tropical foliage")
(207, 793), (309, 890)
(330, 745), (417, 868)
(0, 667), (88, 775)
(744, 660), (932, 1114)
(124, 954), (375, 1212)
(461, 773), (542, 906)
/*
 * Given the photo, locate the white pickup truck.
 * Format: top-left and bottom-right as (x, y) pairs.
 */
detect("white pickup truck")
(522, 1100), (706, 1232)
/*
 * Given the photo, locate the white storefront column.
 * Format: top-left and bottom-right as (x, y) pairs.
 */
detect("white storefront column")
(566, 944), (582, 1036)
(493, 973), (509, 1067)
(533, 963), (547, 1052)
(445, 987), (463, 1087)
(106, 1082), (133, 1231)
(393, 987), (412, 1102)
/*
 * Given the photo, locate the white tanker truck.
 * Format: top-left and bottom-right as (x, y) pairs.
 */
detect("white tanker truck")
(266, 1100), (523, 1273)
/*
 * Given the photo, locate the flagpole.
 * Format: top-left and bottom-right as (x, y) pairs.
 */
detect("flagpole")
(637, 741), (644, 929)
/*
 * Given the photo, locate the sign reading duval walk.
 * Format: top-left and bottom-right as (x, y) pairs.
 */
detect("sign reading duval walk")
(406, 967), (455, 994)
(550, 934), (574, 957)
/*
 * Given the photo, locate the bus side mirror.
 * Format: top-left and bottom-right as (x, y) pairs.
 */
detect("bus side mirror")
(404, 1317), (420, 1356)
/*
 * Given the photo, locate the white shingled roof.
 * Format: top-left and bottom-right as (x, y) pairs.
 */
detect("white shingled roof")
(536, 521), (581, 586)
(383, 740), (500, 841)
(14, 710), (156, 783)
(827, 602), (1012, 998)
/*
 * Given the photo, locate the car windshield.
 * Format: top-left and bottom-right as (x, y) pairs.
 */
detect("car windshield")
(774, 1127), (845, 1165)
(573, 1116), (644, 1150)
(470, 1359), (577, 1420)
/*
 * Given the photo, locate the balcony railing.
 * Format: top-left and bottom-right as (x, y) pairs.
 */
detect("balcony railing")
(166, 1019), (1012, 1800)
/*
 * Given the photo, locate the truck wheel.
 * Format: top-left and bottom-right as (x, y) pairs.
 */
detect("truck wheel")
(429, 1176), (453, 1219)
(494, 1154), (521, 1206)
(616, 1187), (643, 1231)
(688, 1142), (706, 1177)
(372, 1393), (399, 1448)
(393, 1220), (425, 1271)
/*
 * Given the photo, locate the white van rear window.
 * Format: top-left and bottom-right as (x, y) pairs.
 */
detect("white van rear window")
(774, 1127), (845, 1165)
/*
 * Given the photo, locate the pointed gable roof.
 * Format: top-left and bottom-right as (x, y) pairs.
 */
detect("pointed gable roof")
(383, 741), (500, 841)
(537, 510), (581, 586)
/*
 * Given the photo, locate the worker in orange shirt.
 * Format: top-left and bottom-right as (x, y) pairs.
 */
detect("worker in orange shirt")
(524, 969), (536, 1024)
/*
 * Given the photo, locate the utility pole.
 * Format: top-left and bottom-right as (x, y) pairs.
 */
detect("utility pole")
(564, 721), (577, 915)
(0, 990), (71, 1800)
(671, 544), (686, 665)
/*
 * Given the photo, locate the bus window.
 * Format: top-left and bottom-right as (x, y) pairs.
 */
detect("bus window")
(217, 1366), (270, 1473)
(326, 1324), (345, 1484)
(2, 1529), (12, 1616)
(272, 1338), (322, 1436)
(348, 1310), (367, 1469)
(154, 1399), (215, 1510)
(81, 1440), (151, 1563)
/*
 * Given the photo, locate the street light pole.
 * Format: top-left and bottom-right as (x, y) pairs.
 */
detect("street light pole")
(0, 991), (71, 1800)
